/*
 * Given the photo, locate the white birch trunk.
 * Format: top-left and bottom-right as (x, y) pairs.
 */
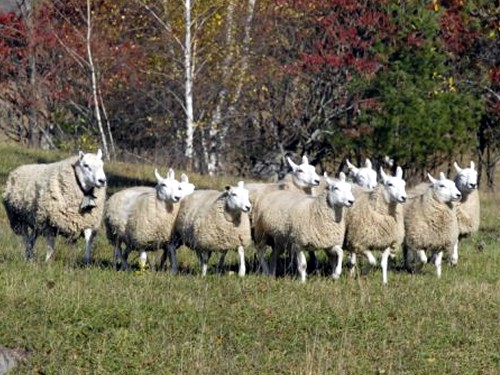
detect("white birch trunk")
(86, 0), (109, 160)
(205, 0), (236, 175)
(205, 0), (256, 174)
(184, 0), (195, 161)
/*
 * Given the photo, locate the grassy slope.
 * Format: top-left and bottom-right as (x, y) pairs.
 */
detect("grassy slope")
(0, 143), (498, 374)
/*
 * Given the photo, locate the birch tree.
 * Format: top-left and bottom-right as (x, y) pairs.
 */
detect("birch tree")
(204, 0), (256, 175)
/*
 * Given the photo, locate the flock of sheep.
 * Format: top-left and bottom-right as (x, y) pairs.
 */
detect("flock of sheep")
(1, 150), (480, 284)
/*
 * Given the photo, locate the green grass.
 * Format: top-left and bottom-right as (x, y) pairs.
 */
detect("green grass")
(0, 142), (499, 374)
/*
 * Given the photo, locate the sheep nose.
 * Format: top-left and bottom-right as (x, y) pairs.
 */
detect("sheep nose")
(98, 178), (106, 186)
(347, 199), (355, 206)
(400, 196), (407, 203)
(469, 183), (477, 189)
(455, 192), (462, 199)
(244, 205), (252, 212)
(313, 179), (320, 186)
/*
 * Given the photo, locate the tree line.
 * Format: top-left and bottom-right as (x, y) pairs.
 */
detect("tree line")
(0, 0), (498, 187)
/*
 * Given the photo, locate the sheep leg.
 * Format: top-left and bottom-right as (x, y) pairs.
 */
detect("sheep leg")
(256, 244), (270, 275)
(199, 251), (211, 277)
(82, 228), (95, 265)
(418, 250), (428, 264)
(23, 230), (37, 260)
(292, 244), (307, 283)
(450, 240), (459, 266)
(120, 245), (132, 271)
(161, 242), (179, 274)
(45, 234), (56, 262)
(364, 250), (377, 266)
(138, 251), (148, 271)
(433, 251), (444, 278)
(380, 247), (392, 285)
(348, 252), (357, 277)
(269, 245), (283, 276)
(113, 240), (124, 270)
(216, 252), (227, 274)
(237, 246), (246, 277)
(308, 251), (319, 274)
(326, 246), (343, 279)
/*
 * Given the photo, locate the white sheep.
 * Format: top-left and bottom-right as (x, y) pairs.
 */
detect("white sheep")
(174, 181), (252, 277)
(2, 150), (107, 263)
(246, 155), (321, 272)
(104, 169), (194, 272)
(253, 172), (355, 282)
(451, 161), (480, 265)
(403, 172), (462, 278)
(344, 167), (407, 284)
(345, 158), (378, 191)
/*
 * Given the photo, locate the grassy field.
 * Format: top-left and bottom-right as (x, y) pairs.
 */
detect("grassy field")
(0, 143), (498, 374)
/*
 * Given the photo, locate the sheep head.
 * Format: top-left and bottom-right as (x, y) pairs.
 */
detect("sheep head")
(286, 155), (320, 189)
(75, 149), (107, 191)
(428, 172), (462, 203)
(380, 166), (407, 204)
(453, 161), (478, 193)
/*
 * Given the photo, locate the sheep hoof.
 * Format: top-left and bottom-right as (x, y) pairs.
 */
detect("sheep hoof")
(332, 273), (340, 280)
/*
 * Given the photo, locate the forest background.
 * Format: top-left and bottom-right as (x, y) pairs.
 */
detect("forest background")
(0, 0), (498, 187)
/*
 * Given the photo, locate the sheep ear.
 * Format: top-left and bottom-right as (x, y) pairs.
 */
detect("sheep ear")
(427, 173), (437, 184)
(287, 156), (299, 172)
(338, 172), (346, 182)
(154, 168), (163, 182)
(167, 168), (175, 180)
(396, 166), (403, 179)
(345, 159), (357, 172)
(365, 158), (372, 169)
(439, 171), (446, 180)
(324, 172), (332, 185)
(301, 155), (309, 165)
(180, 173), (189, 183)
(78, 151), (85, 160)
(237, 181), (245, 189)
(453, 162), (462, 173)
(470, 161), (475, 170)
(380, 167), (388, 183)
(96, 149), (103, 159)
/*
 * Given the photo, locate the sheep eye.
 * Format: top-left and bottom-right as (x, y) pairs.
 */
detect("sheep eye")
(387, 182), (394, 187)
(83, 163), (90, 169)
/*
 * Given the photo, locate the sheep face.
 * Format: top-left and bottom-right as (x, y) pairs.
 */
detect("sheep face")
(380, 166), (407, 204)
(287, 155), (320, 189)
(428, 172), (462, 203)
(76, 149), (107, 190)
(346, 158), (377, 191)
(453, 161), (478, 194)
(155, 168), (182, 202)
(325, 172), (355, 208)
(179, 173), (196, 199)
(224, 181), (252, 213)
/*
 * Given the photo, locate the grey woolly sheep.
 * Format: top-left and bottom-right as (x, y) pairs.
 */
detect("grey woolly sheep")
(253, 172), (355, 282)
(344, 167), (407, 284)
(403, 172), (462, 278)
(174, 181), (252, 277)
(2, 150), (107, 263)
(104, 169), (193, 272)
(451, 161), (480, 265)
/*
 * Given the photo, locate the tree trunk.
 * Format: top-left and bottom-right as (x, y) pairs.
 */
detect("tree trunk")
(184, 0), (195, 164)
(86, 0), (109, 159)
